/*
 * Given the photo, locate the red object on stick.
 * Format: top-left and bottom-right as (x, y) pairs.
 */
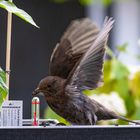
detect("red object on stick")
(32, 97), (40, 126)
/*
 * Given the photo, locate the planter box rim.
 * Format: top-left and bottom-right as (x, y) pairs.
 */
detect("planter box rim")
(0, 125), (140, 129)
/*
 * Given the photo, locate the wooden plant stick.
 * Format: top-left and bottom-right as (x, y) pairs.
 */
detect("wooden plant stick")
(6, 0), (13, 100)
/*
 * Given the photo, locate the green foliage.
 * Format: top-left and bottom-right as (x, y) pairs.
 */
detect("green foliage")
(0, 0), (39, 28)
(0, 67), (8, 107)
(102, 0), (112, 6)
(44, 107), (70, 125)
(106, 47), (116, 58)
(52, 0), (67, 4)
(117, 43), (128, 53)
(79, 0), (94, 5)
(130, 72), (140, 97)
(50, 0), (113, 6)
(86, 44), (140, 121)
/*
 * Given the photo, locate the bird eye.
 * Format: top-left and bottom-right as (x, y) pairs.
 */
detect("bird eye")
(47, 85), (51, 88)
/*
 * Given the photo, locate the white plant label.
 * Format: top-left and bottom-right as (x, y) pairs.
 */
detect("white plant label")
(0, 100), (23, 126)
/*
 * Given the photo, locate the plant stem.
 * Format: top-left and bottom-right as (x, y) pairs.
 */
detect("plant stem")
(6, 0), (13, 100)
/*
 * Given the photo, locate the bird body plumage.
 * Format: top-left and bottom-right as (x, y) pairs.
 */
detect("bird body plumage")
(33, 17), (140, 125)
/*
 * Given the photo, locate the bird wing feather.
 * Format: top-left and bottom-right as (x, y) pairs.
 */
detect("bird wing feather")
(66, 17), (114, 91)
(49, 18), (100, 79)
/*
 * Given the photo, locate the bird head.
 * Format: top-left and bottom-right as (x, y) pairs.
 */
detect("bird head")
(32, 76), (57, 97)
(32, 76), (65, 97)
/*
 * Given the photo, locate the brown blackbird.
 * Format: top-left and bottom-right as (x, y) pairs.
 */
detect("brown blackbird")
(32, 17), (139, 125)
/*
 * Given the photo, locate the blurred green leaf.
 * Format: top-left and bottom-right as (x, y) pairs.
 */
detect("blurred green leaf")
(79, 0), (94, 5)
(132, 107), (140, 120)
(114, 78), (135, 116)
(44, 107), (70, 125)
(50, 0), (113, 6)
(125, 94), (136, 116)
(114, 78), (129, 98)
(117, 119), (128, 125)
(105, 59), (129, 81)
(0, 0), (39, 28)
(94, 80), (116, 94)
(106, 47), (116, 58)
(94, 60), (113, 93)
(103, 60), (112, 82)
(117, 42), (128, 53)
(110, 59), (130, 80)
(0, 82), (7, 104)
(0, 92), (4, 107)
(102, 0), (112, 6)
(0, 77), (8, 92)
(136, 55), (140, 60)
(52, 0), (66, 3)
(0, 68), (8, 107)
(0, 67), (6, 83)
(129, 71), (140, 99)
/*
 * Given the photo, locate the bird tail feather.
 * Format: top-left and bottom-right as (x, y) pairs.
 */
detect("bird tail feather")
(117, 116), (140, 125)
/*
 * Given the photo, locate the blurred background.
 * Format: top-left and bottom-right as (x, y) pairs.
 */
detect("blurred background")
(0, 0), (140, 124)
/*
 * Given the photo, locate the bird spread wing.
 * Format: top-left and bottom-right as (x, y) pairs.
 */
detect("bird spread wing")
(66, 17), (114, 91)
(49, 18), (100, 79)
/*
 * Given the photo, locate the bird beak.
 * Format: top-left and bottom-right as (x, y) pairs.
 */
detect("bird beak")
(32, 87), (41, 96)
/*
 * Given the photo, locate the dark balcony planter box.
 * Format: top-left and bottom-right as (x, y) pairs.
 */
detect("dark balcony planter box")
(0, 126), (140, 140)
